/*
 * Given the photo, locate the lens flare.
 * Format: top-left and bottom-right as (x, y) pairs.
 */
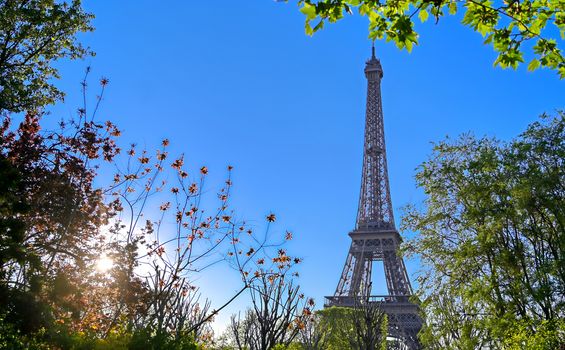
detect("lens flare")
(96, 254), (114, 273)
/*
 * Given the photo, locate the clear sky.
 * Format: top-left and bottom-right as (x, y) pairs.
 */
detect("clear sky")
(51, 0), (563, 334)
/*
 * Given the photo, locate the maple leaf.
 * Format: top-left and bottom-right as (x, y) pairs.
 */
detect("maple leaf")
(160, 202), (171, 211)
(171, 157), (184, 170)
(266, 213), (276, 222)
(189, 183), (198, 194)
(156, 151), (167, 161)
(285, 231), (293, 240)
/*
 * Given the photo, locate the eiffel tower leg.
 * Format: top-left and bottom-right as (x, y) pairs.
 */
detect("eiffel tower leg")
(383, 249), (412, 299)
(361, 257), (372, 297)
(350, 252), (366, 296)
(334, 242), (375, 299)
(335, 246), (355, 297)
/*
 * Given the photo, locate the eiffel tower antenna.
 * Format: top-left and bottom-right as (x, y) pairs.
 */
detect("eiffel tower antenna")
(325, 47), (422, 349)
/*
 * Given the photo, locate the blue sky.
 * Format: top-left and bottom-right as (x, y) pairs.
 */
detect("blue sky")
(51, 0), (563, 333)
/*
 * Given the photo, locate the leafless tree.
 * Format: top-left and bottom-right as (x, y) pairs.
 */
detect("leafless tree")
(100, 132), (303, 346)
(297, 312), (328, 350)
(229, 266), (313, 350)
(229, 309), (256, 350)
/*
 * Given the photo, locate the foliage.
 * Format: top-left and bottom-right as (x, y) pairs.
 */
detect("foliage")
(402, 111), (565, 349)
(0, 2), (309, 349)
(311, 307), (354, 350)
(502, 318), (565, 350)
(348, 300), (388, 350)
(0, 74), (120, 334)
(295, 312), (327, 350)
(0, 157), (28, 276)
(0, 316), (205, 350)
(0, 315), (50, 350)
(0, 76), (303, 348)
(291, 0), (565, 77)
(296, 305), (387, 350)
(1, 59), (302, 350)
(0, 0), (94, 114)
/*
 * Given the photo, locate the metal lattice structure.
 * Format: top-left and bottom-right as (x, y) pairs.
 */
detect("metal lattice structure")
(325, 47), (422, 350)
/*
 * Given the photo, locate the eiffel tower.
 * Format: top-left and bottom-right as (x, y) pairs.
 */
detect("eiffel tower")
(325, 47), (422, 349)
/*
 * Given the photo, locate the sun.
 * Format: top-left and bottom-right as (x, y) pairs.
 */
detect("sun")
(96, 254), (114, 273)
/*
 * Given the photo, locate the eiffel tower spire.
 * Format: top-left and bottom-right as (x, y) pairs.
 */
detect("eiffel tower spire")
(356, 44), (395, 230)
(325, 47), (422, 350)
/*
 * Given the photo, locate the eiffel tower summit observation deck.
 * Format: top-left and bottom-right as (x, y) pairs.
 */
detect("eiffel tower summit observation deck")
(325, 47), (423, 349)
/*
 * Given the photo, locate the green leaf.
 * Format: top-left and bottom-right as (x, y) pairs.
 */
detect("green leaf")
(527, 59), (540, 71)
(449, 2), (458, 15)
(406, 39), (413, 52)
(305, 22), (314, 36)
(300, 3), (317, 20)
(419, 9), (429, 23)
(484, 34), (494, 44)
(294, 0), (565, 77)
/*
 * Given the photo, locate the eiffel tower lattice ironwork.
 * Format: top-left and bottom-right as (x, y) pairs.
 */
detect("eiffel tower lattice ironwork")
(325, 47), (422, 350)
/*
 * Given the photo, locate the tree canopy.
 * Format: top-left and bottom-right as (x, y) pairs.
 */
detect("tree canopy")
(402, 111), (565, 349)
(0, 0), (94, 114)
(293, 0), (565, 78)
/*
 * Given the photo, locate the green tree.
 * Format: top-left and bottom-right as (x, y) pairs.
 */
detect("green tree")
(314, 307), (354, 350)
(0, 0), (94, 114)
(291, 0), (565, 77)
(301, 304), (387, 350)
(402, 111), (565, 349)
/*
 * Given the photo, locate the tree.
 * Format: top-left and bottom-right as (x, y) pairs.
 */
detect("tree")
(0, 0), (94, 114)
(0, 156), (29, 284)
(402, 111), (565, 349)
(101, 137), (305, 347)
(311, 303), (387, 350)
(296, 312), (328, 350)
(348, 299), (388, 350)
(229, 259), (313, 350)
(0, 65), (302, 348)
(0, 74), (121, 335)
(290, 0), (565, 78)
